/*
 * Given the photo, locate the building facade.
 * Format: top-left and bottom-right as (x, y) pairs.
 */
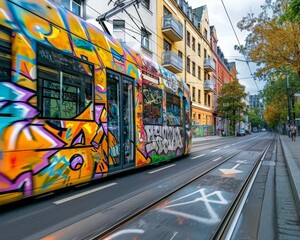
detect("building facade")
(53, 0), (241, 136)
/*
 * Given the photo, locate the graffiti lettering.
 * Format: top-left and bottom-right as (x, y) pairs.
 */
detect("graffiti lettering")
(145, 126), (183, 154)
(109, 144), (120, 157)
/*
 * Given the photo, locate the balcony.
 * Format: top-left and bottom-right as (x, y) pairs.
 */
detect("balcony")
(162, 51), (183, 73)
(204, 79), (215, 92)
(204, 58), (216, 72)
(162, 15), (183, 42)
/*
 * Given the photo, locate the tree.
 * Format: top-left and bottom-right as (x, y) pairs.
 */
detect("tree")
(236, 0), (300, 82)
(261, 71), (300, 127)
(280, 0), (300, 24)
(248, 107), (265, 128)
(217, 80), (247, 135)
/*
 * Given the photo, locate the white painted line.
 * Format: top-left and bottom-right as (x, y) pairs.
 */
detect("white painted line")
(53, 182), (117, 205)
(211, 148), (220, 152)
(223, 145), (230, 149)
(148, 164), (176, 174)
(232, 143), (236, 146)
(191, 154), (205, 159)
(213, 157), (222, 162)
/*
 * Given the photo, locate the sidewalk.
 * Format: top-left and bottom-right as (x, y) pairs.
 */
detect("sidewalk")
(279, 135), (300, 210)
(192, 135), (223, 143)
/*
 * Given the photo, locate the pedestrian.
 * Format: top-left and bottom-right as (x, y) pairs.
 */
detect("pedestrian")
(291, 125), (297, 141)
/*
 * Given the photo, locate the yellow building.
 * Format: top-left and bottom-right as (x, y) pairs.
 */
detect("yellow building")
(156, 0), (215, 129)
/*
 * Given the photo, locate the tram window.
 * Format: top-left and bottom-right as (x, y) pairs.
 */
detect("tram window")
(166, 93), (181, 126)
(142, 84), (163, 125)
(38, 66), (92, 119)
(0, 28), (12, 82)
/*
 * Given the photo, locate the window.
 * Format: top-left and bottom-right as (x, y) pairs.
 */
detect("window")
(198, 89), (201, 103)
(141, 28), (151, 51)
(186, 31), (190, 47)
(208, 94), (211, 107)
(163, 6), (171, 15)
(113, 19), (125, 43)
(143, 85), (163, 125)
(192, 61), (195, 76)
(192, 87), (195, 101)
(142, 0), (150, 10)
(204, 49), (207, 59)
(198, 43), (201, 56)
(166, 93), (181, 126)
(204, 28), (208, 39)
(186, 57), (190, 73)
(37, 45), (93, 119)
(204, 92), (207, 105)
(178, 50), (183, 59)
(192, 37), (195, 51)
(62, 0), (83, 17)
(198, 66), (201, 79)
(0, 27), (11, 82)
(163, 39), (171, 51)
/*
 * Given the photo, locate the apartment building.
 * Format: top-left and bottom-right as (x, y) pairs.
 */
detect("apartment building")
(53, 0), (239, 133)
(155, 1), (215, 127)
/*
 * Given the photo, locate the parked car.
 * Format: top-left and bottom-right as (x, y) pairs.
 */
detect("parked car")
(252, 127), (258, 133)
(237, 128), (246, 136)
(261, 128), (266, 132)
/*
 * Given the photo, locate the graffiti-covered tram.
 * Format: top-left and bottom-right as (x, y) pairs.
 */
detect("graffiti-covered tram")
(0, 0), (191, 205)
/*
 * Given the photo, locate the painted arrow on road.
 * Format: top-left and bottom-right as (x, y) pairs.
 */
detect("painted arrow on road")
(219, 164), (243, 175)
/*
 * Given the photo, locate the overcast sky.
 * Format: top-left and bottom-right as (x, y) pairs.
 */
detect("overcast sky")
(188, 0), (266, 94)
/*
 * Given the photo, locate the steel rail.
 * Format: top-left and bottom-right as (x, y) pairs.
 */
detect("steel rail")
(212, 138), (275, 240)
(92, 135), (275, 240)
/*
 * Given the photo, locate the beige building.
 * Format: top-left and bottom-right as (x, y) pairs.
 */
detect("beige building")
(156, 1), (215, 127)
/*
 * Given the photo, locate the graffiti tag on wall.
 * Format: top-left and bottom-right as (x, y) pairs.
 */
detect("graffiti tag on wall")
(144, 126), (183, 154)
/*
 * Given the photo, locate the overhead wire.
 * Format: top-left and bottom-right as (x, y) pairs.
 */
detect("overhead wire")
(220, 0), (260, 92)
(85, 0), (209, 75)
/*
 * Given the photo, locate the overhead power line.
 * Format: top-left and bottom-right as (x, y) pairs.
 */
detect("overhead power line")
(220, 0), (260, 92)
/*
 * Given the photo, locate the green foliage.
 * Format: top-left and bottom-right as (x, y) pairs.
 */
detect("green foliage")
(248, 107), (265, 127)
(280, 0), (300, 24)
(217, 80), (247, 132)
(261, 72), (300, 126)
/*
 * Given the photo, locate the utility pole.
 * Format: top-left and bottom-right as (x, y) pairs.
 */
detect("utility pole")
(286, 75), (292, 125)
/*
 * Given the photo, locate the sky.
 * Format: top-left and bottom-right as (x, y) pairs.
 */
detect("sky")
(188, 0), (266, 95)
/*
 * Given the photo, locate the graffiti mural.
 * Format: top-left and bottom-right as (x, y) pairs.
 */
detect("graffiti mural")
(144, 126), (183, 161)
(0, 0), (191, 205)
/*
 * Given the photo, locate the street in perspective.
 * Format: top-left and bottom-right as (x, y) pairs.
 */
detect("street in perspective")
(0, 0), (299, 239)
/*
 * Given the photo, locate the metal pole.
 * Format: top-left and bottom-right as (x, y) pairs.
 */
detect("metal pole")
(287, 75), (292, 124)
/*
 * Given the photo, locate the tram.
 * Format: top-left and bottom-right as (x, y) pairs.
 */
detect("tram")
(0, 0), (191, 205)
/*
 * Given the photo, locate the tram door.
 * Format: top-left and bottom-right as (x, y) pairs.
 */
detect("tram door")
(182, 96), (190, 154)
(182, 96), (187, 154)
(107, 71), (135, 171)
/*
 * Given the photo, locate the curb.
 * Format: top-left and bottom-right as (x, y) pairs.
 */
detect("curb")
(280, 136), (300, 213)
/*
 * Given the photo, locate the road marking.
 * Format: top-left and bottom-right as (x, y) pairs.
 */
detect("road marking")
(223, 145), (230, 148)
(213, 157), (222, 162)
(232, 143), (236, 146)
(219, 164), (243, 175)
(53, 182), (117, 204)
(148, 164), (176, 174)
(211, 148), (220, 152)
(191, 154), (205, 159)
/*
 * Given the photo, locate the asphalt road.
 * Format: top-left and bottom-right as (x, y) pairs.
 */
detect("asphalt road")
(0, 132), (273, 240)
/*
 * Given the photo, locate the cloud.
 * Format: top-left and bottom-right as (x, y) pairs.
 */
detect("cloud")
(188, 0), (266, 94)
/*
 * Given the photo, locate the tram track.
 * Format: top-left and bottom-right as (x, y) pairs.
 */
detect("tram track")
(93, 136), (275, 240)
(212, 138), (275, 240)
